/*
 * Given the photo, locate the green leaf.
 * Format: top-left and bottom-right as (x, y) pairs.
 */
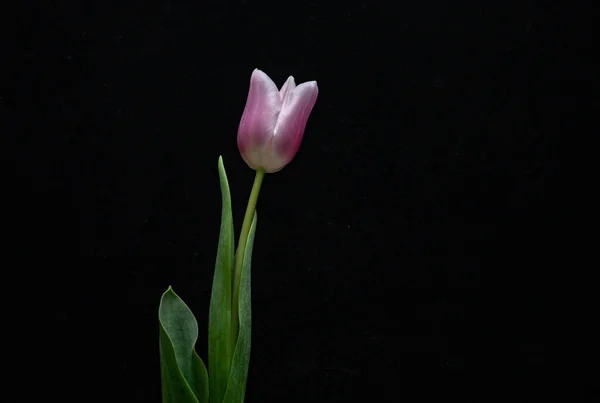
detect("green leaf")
(191, 350), (209, 403)
(208, 156), (235, 403)
(159, 287), (208, 403)
(223, 212), (257, 403)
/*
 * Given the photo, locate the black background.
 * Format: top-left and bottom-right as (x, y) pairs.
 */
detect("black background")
(6, 0), (581, 401)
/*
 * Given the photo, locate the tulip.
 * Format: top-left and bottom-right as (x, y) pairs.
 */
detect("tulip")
(237, 68), (319, 173)
(230, 69), (318, 346)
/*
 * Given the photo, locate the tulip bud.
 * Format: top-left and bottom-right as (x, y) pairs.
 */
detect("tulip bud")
(237, 69), (318, 173)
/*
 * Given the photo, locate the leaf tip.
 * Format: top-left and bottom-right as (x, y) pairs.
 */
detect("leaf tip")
(162, 286), (176, 299)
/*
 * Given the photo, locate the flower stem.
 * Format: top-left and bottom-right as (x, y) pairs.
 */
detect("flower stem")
(231, 168), (264, 349)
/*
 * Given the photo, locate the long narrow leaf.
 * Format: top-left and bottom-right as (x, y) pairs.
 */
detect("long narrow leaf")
(208, 156), (235, 403)
(223, 212), (257, 403)
(159, 287), (208, 403)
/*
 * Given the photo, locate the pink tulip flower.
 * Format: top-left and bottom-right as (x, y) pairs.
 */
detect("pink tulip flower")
(237, 69), (319, 173)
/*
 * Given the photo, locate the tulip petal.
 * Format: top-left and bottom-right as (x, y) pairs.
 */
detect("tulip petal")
(237, 69), (282, 169)
(271, 81), (318, 167)
(279, 76), (296, 107)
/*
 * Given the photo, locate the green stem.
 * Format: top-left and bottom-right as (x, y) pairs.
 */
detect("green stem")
(231, 168), (264, 349)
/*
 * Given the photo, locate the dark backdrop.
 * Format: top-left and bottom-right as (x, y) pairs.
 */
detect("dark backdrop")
(7, 0), (580, 401)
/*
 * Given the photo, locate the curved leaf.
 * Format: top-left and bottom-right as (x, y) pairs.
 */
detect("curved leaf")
(159, 287), (208, 403)
(191, 350), (209, 403)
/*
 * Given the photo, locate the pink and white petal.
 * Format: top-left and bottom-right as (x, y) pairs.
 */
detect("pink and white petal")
(271, 81), (319, 163)
(237, 69), (282, 168)
(260, 150), (294, 173)
(279, 76), (296, 107)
